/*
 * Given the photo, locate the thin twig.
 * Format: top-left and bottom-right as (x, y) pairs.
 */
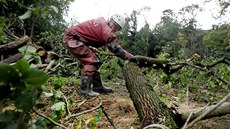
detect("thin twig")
(33, 109), (68, 129)
(143, 124), (170, 129)
(66, 62), (78, 67)
(62, 93), (71, 117)
(101, 105), (117, 129)
(77, 99), (87, 108)
(65, 102), (102, 120)
(182, 112), (193, 129)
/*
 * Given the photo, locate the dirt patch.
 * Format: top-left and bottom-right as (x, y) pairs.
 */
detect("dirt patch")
(83, 80), (139, 129)
(56, 79), (140, 129)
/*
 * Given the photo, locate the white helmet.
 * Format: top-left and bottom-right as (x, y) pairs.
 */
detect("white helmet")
(111, 14), (125, 29)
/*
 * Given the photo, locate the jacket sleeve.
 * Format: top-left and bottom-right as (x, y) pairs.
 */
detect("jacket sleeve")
(107, 41), (133, 60)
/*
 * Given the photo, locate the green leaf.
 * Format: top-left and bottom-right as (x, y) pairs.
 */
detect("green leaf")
(0, 63), (19, 84)
(15, 94), (34, 110)
(53, 90), (62, 98)
(19, 10), (32, 20)
(5, 123), (17, 129)
(33, 55), (42, 64)
(14, 59), (30, 75)
(23, 68), (49, 87)
(33, 7), (41, 15)
(43, 92), (53, 97)
(51, 102), (65, 111)
(50, 6), (59, 13)
(0, 110), (20, 122)
(18, 45), (37, 60)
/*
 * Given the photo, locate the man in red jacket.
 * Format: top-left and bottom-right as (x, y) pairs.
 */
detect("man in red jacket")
(63, 14), (136, 97)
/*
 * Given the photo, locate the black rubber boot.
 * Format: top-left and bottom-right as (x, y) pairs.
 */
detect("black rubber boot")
(79, 75), (100, 97)
(93, 75), (113, 93)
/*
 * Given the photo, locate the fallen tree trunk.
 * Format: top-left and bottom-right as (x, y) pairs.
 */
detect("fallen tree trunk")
(122, 62), (183, 129)
(122, 62), (230, 129)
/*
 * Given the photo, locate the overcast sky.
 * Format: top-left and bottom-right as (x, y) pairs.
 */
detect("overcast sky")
(65, 0), (223, 30)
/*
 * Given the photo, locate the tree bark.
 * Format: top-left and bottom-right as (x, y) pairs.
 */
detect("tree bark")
(122, 62), (183, 129)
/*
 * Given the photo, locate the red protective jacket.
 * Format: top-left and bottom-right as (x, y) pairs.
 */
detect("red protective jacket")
(63, 17), (133, 60)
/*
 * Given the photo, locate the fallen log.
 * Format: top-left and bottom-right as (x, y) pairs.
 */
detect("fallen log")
(0, 35), (30, 54)
(0, 53), (23, 64)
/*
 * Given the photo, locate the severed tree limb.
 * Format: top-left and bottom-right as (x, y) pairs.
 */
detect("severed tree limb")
(135, 55), (195, 75)
(182, 103), (210, 129)
(135, 55), (229, 73)
(135, 55), (170, 65)
(185, 92), (230, 128)
(205, 57), (230, 68)
(181, 92), (230, 128)
(64, 102), (102, 120)
(135, 55), (229, 84)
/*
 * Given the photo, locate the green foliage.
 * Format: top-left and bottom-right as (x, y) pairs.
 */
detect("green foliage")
(145, 55), (229, 105)
(0, 59), (49, 128)
(0, 17), (7, 43)
(0, 0), (74, 51)
(100, 57), (123, 80)
(203, 24), (230, 57)
(19, 44), (42, 63)
(90, 108), (103, 128)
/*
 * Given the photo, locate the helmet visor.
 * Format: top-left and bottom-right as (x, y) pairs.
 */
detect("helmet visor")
(113, 21), (122, 31)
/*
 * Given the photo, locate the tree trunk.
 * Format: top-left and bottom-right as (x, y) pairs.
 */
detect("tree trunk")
(122, 62), (183, 129)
